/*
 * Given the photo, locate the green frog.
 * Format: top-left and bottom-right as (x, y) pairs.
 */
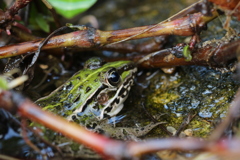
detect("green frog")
(36, 57), (137, 124)
(35, 57), (162, 158)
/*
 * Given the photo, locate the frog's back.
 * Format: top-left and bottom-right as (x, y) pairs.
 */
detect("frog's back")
(36, 67), (102, 116)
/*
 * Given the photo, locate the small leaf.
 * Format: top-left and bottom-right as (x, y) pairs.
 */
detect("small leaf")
(47, 0), (97, 19)
(35, 14), (50, 33)
(183, 45), (192, 61)
(0, 2), (6, 9)
(0, 77), (8, 90)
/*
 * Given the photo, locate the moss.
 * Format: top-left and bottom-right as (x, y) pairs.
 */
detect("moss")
(152, 92), (179, 104)
(145, 66), (239, 137)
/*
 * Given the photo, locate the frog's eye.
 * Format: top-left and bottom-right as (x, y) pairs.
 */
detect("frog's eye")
(107, 70), (120, 86)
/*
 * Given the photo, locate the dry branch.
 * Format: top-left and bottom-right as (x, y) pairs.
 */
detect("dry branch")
(0, 11), (218, 59)
(1, 90), (240, 159)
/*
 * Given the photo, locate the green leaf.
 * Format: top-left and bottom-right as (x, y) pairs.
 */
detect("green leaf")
(47, 0), (97, 19)
(0, 77), (8, 90)
(183, 45), (192, 61)
(0, 1), (6, 10)
(35, 14), (50, 33)
(29, 3), (51, 32)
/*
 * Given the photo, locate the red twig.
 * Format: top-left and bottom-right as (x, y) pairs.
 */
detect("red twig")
(0, 0), (33, 34)
(1, 90), (240, 158)
(108, 38), (240, 68)
(0, 10), (218, 59)
(208, 0), (240, 20)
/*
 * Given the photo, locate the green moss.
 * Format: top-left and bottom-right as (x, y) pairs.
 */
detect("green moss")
(145, 66), (239, 137)
(152, 92), (179, 104)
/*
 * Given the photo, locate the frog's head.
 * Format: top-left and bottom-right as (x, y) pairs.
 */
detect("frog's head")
(96, 59), (137, 119)
(36, 57), (137, 122)
(70, 57), (137, 120)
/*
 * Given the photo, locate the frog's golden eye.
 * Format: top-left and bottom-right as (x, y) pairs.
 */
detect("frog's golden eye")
(107, 69), (121, 86)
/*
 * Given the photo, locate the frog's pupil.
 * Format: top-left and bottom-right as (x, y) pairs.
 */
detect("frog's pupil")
(108, 71), (120, 86)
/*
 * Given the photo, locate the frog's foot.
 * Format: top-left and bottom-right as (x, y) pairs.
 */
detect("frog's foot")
(98, 121), (165, 140)
(118, 122), (165, 139)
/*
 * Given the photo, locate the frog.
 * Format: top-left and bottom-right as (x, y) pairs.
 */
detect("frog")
(35, 57), (137, 124)
(35, 57), (163, 158)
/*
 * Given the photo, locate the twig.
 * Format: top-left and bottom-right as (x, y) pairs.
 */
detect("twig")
(0, 11), (218, 59)
(2, 90), (240, 158)
(0, 0), (33, 34)
(210, 88), (240, 141)
(108, 38), (240, 68)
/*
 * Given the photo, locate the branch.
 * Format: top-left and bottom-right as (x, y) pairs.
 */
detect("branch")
(1, 90), (240, 159)
(0, 0), (33, 34)
(0, 10), (218, 59)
